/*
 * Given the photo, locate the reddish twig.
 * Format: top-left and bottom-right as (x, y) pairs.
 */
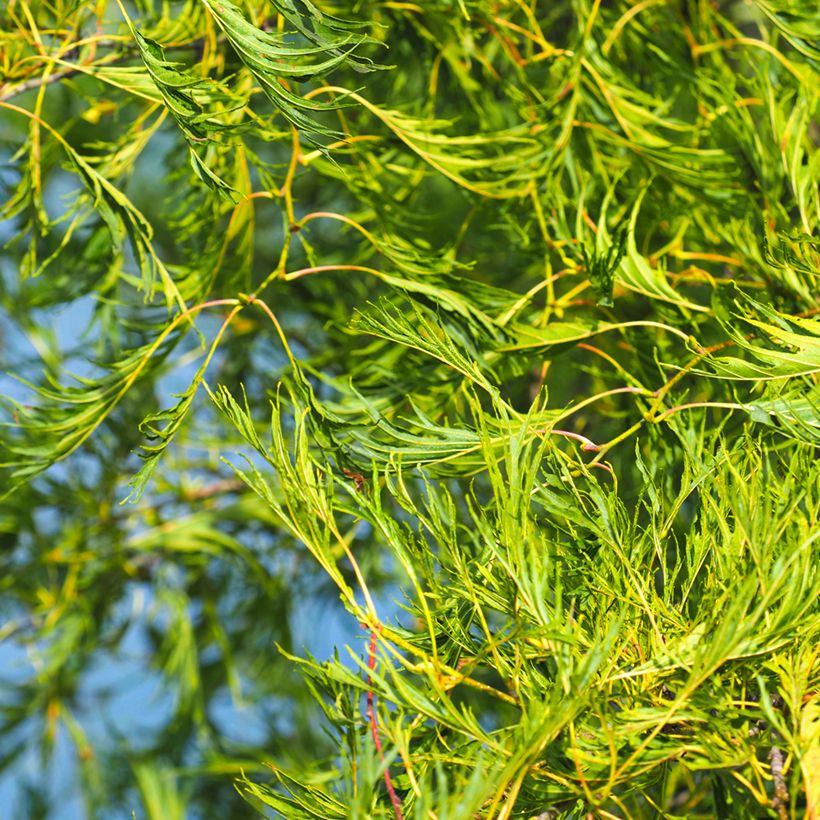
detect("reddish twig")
(366, 626), (404, 820)
(550, 429), (600, 452)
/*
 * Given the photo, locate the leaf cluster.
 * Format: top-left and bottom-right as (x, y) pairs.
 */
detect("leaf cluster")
(0, 0), (818, 817)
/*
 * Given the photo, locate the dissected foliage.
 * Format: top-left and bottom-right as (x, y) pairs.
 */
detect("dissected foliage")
(0, 0), (818, 817)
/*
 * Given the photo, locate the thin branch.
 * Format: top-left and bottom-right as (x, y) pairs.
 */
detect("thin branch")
(0, 29), (220, 104)
(0, 39), (141, 103)
(0, 66), (79, 102)
(366, 626), (404, 820)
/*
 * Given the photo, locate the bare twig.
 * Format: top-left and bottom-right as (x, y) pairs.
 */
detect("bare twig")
(769, 745), (789, 820)
(366, 626), (404, 820)
(0, 30), (218, 104)
(1, 66), (78, 102)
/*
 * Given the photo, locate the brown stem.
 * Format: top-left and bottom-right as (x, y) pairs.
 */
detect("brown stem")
(366, 626), (404, 820)
(0, 38), (143, 103)
(0, 30), (216, 104)
(1, 67), (77, 102)
(768, 745), (789, 820)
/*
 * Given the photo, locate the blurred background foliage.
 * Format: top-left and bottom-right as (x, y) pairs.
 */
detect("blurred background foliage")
(0, 0), (818, 817)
